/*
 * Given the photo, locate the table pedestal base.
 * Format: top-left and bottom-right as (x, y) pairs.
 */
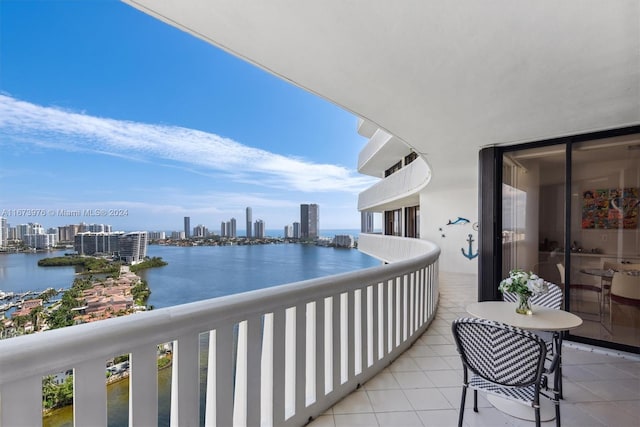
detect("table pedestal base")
(487, 395), (555, 421)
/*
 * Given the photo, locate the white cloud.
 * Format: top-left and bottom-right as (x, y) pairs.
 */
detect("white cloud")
(0, 95), (375, 193)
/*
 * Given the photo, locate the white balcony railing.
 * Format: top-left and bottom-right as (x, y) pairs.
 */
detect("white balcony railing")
(0, 243), (440, 427)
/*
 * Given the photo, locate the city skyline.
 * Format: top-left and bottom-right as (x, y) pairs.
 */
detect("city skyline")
(0, 1), (376, 232)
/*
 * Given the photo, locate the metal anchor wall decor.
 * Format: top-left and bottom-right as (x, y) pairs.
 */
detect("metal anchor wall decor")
(461, 234), (478, 260)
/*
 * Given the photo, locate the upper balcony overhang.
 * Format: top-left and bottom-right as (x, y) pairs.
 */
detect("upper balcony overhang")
(358, 129), (414, 177)
(358, 156), (430, 212)
(357, 118), (378, 139)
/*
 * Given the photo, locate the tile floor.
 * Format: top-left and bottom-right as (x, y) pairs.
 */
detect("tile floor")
(309, 272), (640, 427)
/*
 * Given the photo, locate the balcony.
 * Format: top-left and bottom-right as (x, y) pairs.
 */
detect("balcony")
(0, 241), (441, 426)
(358, 157), (430, 212)
(2, 240), (638, 426)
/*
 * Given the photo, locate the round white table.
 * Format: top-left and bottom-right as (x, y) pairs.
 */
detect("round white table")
(465, 301), (583, 421)
(466, 301), (583, 331)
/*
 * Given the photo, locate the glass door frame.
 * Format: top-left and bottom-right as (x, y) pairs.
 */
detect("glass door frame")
(478, 125), (640, 354)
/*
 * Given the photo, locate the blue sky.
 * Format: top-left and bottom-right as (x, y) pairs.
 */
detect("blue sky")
(0, 0), (374, 234)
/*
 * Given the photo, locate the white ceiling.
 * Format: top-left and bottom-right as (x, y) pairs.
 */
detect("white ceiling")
(123, 0), (640, 191)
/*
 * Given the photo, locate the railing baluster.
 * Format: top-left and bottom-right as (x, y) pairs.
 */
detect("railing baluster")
(356, 286), (369, 374)
(315, 298), (325, 406)
(0, 376), (42, 427)
(272, 308), (286, 425)
(403, 274), (409, 340)
(204, 330), (216, 427)
(74, 358), (107, 427)
(388, 279), (395, 353)
(305, 302), (316, 408)
(370, 284), (378, 366)
(328, 296), (340, 394)
(130, 344), (158, 426)
(171, 333), (199, 427)
(379, 282), (387, 360)
(233, 321), (248, 426)
(294, 303), (306, 421)
(246, 315), (262, 427)
(354, 289), (363, 375)
(347, 291), (355, 383)
(216, 325), (234, 427)
(409, 272), (415, 334)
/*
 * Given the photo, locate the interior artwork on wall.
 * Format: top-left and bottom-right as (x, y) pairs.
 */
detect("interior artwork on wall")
(582, 187), (639, 229)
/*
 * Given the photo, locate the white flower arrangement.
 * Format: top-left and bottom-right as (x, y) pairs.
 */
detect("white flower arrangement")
(499, 268), (549, 297)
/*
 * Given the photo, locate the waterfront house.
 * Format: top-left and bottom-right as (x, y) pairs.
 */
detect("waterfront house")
(0, 1), (638, 426)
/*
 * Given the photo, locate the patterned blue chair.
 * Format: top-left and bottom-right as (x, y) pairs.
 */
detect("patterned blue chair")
(451, 317), (560, 427)
(502, 283), (565, 398)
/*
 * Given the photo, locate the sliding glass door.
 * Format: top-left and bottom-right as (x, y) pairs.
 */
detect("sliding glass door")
(500, 132), (640, 350)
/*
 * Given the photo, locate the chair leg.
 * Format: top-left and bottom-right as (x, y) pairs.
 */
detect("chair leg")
(555, 400), (561, 427)
(473, 390), (478, 412)
(535, 407), (541, 427)
(458, 386), (467, 427)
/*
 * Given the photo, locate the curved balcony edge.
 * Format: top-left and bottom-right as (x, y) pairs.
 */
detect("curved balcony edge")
(358, 233), (440, 264)
(358, 157), (431, 211)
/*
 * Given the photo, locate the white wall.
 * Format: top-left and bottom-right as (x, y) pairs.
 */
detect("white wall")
(420, 186), (478, 274)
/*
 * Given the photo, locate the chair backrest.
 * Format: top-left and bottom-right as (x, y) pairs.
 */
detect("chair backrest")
(451, 317), (547, 387)
(502, 282), (563, 310)
(611, 272), (640, 303)
(556, 263), (565, 285)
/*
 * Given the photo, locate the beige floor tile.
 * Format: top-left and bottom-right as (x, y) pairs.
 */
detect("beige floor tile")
(367, 389), (413, 412)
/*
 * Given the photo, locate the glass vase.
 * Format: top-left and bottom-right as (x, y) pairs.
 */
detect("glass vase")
(515, 293), (532, 315)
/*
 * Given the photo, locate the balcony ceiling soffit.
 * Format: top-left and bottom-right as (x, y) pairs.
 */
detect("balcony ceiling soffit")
(124, 0), (640, 190)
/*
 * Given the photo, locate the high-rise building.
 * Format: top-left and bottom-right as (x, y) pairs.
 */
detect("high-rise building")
(147, 231), (166, 240)
(284, 225), (293, 238)
(74, 232), (123, 256)
(23, 233), (57, 250)
(57, 224), (82, 242)
(229, 218), (237, 238)
(193, 224), (208, 237)
(74, 231), (148, 264)
(118, 231), (148, 264)
(300, 204), (319, 239)
(245, 207), (252, 238)
(293, 222), (300, 239)
(254, 219), (265, 239)
(220, 221), (227, 237)
(184, 216), (191, 238)
(0, 217), (7, 248)
(170, 231), (186, 240)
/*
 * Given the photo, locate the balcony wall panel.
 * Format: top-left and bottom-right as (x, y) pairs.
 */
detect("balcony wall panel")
(358, 157), (430, 212)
